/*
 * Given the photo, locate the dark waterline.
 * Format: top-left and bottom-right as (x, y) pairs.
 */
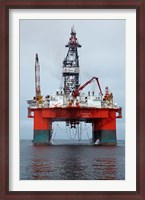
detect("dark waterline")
(20, 140), (125, 180)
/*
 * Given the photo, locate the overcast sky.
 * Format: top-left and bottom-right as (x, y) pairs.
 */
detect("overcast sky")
(20, 19), (125, 140)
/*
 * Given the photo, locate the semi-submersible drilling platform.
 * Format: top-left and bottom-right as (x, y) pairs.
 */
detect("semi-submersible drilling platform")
(27, 27), (122, 145)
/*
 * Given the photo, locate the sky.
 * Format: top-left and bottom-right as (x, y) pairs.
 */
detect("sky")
(20, 19), (125, 140)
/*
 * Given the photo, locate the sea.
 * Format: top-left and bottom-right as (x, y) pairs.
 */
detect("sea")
(20, 140), (125, 180)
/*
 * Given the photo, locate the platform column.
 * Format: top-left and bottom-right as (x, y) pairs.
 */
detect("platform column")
(92, 110), (117, 145)
(92, 119), (101, 144)
(33, 110), (52, 145)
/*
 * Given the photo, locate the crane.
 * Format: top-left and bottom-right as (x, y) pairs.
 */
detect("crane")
(72, 77), (103, 98)
(35, 53), (41, 99)
(34, 53), (44, 106)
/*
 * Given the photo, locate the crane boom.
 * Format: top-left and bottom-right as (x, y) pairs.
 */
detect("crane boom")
(73, 77), (103, 98)
(95, 77), (103, 96)
(35, 53), (41, 98)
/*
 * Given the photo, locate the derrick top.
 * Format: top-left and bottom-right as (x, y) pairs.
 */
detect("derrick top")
(65, 26), (81, 48)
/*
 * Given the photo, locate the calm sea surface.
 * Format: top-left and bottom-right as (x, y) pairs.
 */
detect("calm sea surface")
(20, 140), (125, 180)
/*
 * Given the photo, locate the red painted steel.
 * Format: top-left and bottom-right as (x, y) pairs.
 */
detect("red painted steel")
(93, 118), (116, 131)
(34, 110), (51, 130)
(73, 77), (103, 98)
(30, 107), (121, 131)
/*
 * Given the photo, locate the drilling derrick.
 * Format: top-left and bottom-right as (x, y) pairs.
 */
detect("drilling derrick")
(63, 27), (81, 96)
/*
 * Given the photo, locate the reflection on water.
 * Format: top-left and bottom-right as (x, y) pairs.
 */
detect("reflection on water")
(20, 140), (125, 180)
(93, 158), (118, 180)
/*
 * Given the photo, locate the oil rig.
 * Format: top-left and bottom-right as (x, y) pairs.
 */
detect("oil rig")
(27, 27), (122, 145)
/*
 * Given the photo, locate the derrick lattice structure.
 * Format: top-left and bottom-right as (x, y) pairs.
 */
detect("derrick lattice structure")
(63, 26), (81, 96)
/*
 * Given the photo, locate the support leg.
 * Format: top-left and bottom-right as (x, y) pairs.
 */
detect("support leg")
(33, 110), (52, 145)
(92, 111), (117, 145)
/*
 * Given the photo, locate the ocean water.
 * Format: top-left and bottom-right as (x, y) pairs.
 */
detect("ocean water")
(20, 140), (125, 180)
